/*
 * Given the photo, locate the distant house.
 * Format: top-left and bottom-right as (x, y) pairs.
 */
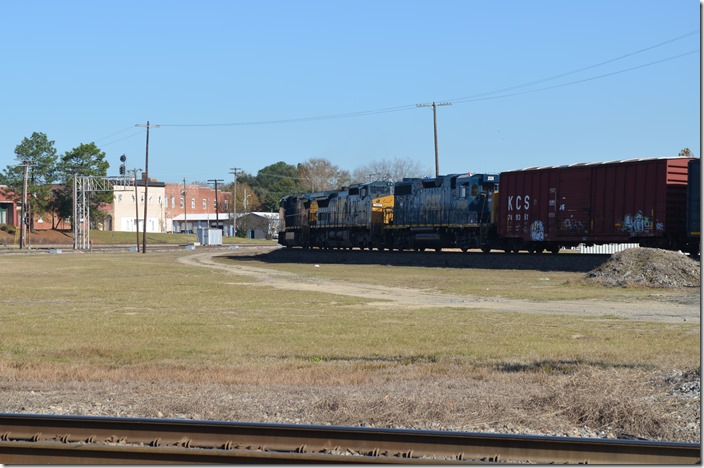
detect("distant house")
(236, 212), (280, 239)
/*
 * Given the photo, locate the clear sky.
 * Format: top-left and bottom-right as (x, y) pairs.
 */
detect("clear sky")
(1, 0), (700, 184)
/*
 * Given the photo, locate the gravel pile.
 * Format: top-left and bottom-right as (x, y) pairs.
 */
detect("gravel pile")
(584, 248), (700, 288)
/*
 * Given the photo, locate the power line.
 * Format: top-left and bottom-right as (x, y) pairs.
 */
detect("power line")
(99, 130), (145, 147)
(444, 30), (699, 103)
(152, 31), (698, 128)
(450, 49), (699, 105)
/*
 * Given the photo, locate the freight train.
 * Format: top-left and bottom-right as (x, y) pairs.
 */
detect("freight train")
(278, 157), (700, 255)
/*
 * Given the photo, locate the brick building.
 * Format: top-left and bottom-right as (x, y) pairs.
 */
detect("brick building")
(163, 182), (231, 234)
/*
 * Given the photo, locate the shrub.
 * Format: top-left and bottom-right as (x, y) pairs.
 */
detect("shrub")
(0, 224), (16, 235)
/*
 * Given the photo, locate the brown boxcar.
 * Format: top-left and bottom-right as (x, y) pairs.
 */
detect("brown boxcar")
(495, 157), (693, 253)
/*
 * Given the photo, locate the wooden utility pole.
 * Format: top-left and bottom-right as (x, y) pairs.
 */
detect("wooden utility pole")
(182, 178), (187, 234)
(230, 167), (240, 237)
(208, 179), (224, 233)
(19, 162), (30, 249)
(417, 101), (452, 177)
(135, 121), (160, 253)
(132, 168), (142, 250)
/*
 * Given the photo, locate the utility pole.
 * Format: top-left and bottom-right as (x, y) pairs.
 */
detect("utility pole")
(132, 168), (142, 250)
(417, 101), (451, 177)
(230, 167), (240, 237)
(135, 121), (160, 253)
(182, 178), (188, 234)
(19, 161), (30, 249)
(208, 179), (224, 233)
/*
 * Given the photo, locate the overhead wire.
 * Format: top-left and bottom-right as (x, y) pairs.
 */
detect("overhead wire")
(154, 30), (698, 128)
(450, 49), (699, 105)
(443, 30), (699, 102)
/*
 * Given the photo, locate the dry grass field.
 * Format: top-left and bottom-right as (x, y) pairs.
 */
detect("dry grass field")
(0, 243), (699, 442)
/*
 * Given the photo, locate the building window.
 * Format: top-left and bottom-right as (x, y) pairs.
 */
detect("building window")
(191, 198), (195, 209)
(203, 199), (207, 209)
(180, 197), (184, 208)
(171, 196), (175, 208)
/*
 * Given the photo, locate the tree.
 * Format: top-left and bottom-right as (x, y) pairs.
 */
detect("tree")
(679, 148), (695, 158)
(1, 132), (59, 231)
(246, 162), (307, 212)
(351, 157), (429, 184)
(50, 143), (111, 228)
(297, 158), (351, 192)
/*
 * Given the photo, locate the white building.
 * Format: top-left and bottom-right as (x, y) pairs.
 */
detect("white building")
(106, 180), (167, 233)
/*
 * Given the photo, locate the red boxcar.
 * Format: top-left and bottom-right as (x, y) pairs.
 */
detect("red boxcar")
(495, 157), (693, 253)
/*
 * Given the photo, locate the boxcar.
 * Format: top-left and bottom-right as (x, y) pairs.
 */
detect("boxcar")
(495, 157), (693, 253)
(686, 158), (700, 256)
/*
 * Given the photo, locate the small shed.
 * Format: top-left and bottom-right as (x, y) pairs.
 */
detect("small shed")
(236, 212), (280, 239)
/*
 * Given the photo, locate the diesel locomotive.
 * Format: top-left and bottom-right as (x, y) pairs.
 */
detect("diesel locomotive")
(278, 156), (700, 255)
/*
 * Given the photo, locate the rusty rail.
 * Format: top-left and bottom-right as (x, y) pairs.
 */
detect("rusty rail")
(0, 413), (699, 464)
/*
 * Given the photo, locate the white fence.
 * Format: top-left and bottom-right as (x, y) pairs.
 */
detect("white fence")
(577, 243), (639, 254)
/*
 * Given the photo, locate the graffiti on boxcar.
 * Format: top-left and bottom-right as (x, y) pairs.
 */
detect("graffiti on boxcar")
(530, 220), (545, 241)
(560, 218), (585, 232)
(621, 211), (654, 234)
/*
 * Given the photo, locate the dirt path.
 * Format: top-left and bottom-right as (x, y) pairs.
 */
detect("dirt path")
(178, 248), (700, 324)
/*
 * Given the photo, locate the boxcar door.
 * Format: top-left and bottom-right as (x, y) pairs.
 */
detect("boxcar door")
(556, 169), (591, 236)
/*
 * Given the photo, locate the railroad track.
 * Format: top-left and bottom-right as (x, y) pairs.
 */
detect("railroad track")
(0, 414), (699, 464)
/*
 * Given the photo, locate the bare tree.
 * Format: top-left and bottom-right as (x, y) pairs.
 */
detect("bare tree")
(351, 157), (430, 183)
(297, 158), (351, 192)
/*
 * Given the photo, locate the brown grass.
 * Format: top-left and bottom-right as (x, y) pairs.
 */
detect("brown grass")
(0, 248), (698, 441)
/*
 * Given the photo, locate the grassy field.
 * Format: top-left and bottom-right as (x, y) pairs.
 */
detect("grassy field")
(230, 259), (692, 302)
(0, 228), (278, 247)
(0, 249), (698, 385)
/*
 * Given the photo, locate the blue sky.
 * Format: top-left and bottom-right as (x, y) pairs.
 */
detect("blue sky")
(1, 0), (700, 184)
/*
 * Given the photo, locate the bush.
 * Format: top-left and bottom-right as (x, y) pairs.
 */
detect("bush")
(0, 224), (16, 235)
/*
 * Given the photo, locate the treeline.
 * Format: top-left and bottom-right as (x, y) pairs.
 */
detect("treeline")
(0, 131), (430, 226)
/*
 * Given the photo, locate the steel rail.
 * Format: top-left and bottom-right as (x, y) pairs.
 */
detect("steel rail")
(0, 413), (700, 464)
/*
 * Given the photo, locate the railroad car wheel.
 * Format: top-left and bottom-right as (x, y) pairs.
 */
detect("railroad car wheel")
(481, 246), (491, 253)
